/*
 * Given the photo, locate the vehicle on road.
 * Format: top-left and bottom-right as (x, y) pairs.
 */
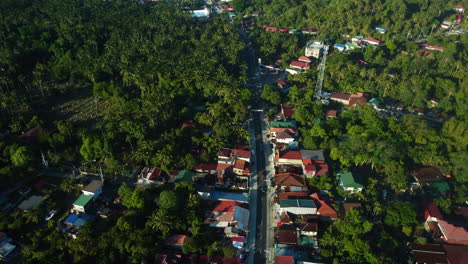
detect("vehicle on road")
(261, 171), (266, 179)
(45, 210), (57, 221)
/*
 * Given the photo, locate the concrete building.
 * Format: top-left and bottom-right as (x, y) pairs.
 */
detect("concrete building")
(305, 41), (324, 59)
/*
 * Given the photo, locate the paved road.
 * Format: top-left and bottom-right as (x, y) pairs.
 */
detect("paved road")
(240, 26), (275, 264)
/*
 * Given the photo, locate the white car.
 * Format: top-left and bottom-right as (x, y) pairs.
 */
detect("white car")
(45, 210), (57, 221)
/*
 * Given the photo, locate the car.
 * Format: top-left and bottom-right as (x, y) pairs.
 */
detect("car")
(262, 185), (268, 192)
(261, 171), (266, 179)
(45, 210), (57, 221)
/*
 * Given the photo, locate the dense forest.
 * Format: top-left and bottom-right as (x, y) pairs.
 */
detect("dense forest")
(0, 0), (251, 188)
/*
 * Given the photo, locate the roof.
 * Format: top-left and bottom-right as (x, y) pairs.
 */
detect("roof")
(300, 149), (324, 161)
(430, 180), (450, 194)
(277, 227), (298, 245)
(233, 206), (249, 230)
(298, 56), (312, 63)
(281, 105), (296, 119)
(274, 173), (306, 187)
(330, 92), (351, 101)
(64, 214), (79, 224)
(277, 192), (309, 200)
(299, 222), (317, 232)
(289, 60), (310, 69)
(277, 80), (287, 86)
(443, 244), (468, 264)
(270, 127), (298, 135)
(422, 201), (443, 220)
(18, 195), (46, 210)
(275, 256), (294, 264)
(234, 159), (247, 170)
(208, 191), (248, 203)
(326, 110), (337, 117)
(219, 148), (232, 157)
(275, 130), (295, 140)
(165, 235), (186, 245)
(362, 37), (381, 44)
(438, 219), (468, 244)
(280, 199), (316, 208)
(211, 200), (246, 213)
(342, 202), (361, 214)
(232, 149), (251, 159)
(154, 254), (182, 264)
(176, 170), (195, 182)
(84, 180), (102, 193)
(270, 120), (296, 128)
(311, 193), (338, 219)
(408, 243), (447, 264)
(338, 171), (364, 188)
(195, 162), (217, 172)
(278, 151), (302, 160)
(73, 194), (93, 207)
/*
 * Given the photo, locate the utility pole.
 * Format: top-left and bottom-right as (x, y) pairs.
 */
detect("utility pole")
(99, 165), (104, 184)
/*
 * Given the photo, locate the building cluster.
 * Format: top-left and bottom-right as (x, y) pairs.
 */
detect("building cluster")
(266, 106), (368, 263)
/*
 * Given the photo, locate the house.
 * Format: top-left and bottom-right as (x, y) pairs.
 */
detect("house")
(421, 200), (443, 222)
(275, 256), (294, 264)
(352, 36), (363, 42)
(422, 44), (444, 52)
(362, 37), (381, 46)
(341, 202), (362, 216)
(165, 235), (186, 248)
(203, 191), (249, 203)
(301, 28), (318, 35)
(195, 163), (217, 174)
(265, 26), (278, 32)
(349, 92), (368, 106)
(233, 159), (250, 177)
(206, 201), (249, 230)
(441, 21), (453, 29)
(72, 194), (93, 213)
(275, 130), (296, 144)
(275, 151), (302, 166)
(276, 225), (298, 246)
(176, 170), (195, 183)
(427, 219), (468, 245)
(274, 173), (307, 192)
(408, 243), (468, 264)
(231, 149), (251, 162)
(138, 167), (164, 183)
(326, 110), (337, 118)
(298, 56), (312, 63)
(219, 148), (251, 164)
(280, 199), (317, 215)
(453, 5), (465, 13)
(82, 180), (103, 200)
(289, 60), (310, 70)
(298, 222), (318, 236)
(277, 192), (310, 200)
(302, 158), (328, 178)
(430, 98), (440, 107)
(334, 44), (345, 52)
(300, 149), (325, 162)
(218, 148), (233, 163)
(192, 8), (210, 19)
(281, 105), (296, 120)
(0, 233), (18, 262)
(16, 126), (40, 144)
(17, 195), (46, 210)
(311, 193), (338, 220)
(277, 80), (287, 89)
(345, 41), (360, 50)
(413, 167), (450, 195)
(305, 41), (324, 59)
(337, 171), (364, 193)
(330, 92), (351, 105)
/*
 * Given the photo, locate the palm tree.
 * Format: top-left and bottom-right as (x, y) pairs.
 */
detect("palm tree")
(146, 210), (173, 236)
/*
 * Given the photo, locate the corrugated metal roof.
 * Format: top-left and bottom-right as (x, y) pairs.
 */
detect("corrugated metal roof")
(280, 199), (316, 208)
(73, 194), (93, 207)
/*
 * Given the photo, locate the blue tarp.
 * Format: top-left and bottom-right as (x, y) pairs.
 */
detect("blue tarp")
(64, 214), (78, 224)
(73, 218), (87, 227)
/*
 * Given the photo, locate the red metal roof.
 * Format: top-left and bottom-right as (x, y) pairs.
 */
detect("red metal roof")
(362, 37), (381, 44)
(311, 193), (338, 219)
(211, 200), (245, 213)
(232, 149), (251, 159)
(234, 159), (247, 170)
(289, 60), (310, 69)
(278, 150), (302, 160)
(274, 173), (306, 187)
(275, 256), (294, 264)
(330, 92), (351, 101)
(195, 162), (217, 172)
(281, 105), (295, 119)
(298, 56), (312, 63)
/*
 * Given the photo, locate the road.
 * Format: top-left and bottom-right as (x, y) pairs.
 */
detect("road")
(240, 27), (275, 264)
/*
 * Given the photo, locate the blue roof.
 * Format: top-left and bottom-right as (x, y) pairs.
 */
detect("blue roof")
(209, 191), (248, 203)
(73, 218), (87, 227)
(64, 214), (78, 224)
(334, 44), (345, 48)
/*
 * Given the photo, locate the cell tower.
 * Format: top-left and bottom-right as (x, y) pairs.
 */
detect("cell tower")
(314, 44), (329, 101)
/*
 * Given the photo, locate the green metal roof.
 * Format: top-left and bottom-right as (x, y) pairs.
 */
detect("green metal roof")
(270, 120), (296, 128)
(299, 236), (316, 248)
(280, 199), (316, 208)
(338, 171), (364, 188)
(73, 194), (93, 207)
(430, 180), (450, 194)
(176, 170), (195, 182)
(346, 42), (359, 48)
